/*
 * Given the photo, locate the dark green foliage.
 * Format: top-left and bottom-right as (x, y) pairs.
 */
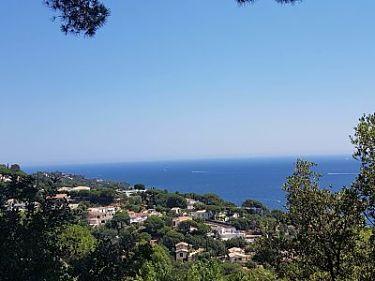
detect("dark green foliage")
(229, 216), (258, 231)
(166, 194), (188, 209)
(58, 224), (97, 262)
(178, 220), (198, 234)
(161, 229), (185, 251)
(106, 210), (131, 231)
(0, 174), (76, 281)
(142, 190), (168, 209)
(199, 193), (233, 207)
(242, 199), (269, 215)
(351, 113), (375, 279)
(253, 228), (294, 272)
(225, 267), (278, 281)
(70, 188), (116, 205)
(44, 0), (109, 36)
(351, 113), (375, 225)
(287, 161), (365, 280)
(225, 237), (248, 249)
(256, 160), (366, 280)
(144, 215), (166, 237)
(33, 171), (130, 190)
(135, 245), (173, 281)
(134, 183), (146, 190)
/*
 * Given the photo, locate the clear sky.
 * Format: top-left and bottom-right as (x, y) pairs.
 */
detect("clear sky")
(1, 0), (374, 165)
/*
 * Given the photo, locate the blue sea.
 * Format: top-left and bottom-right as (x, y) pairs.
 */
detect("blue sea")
(25, 156), (359, 209)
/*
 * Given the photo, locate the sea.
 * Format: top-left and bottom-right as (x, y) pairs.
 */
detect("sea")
(25, 156), (360, 210)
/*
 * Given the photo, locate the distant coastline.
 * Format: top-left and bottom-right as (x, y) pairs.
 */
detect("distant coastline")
(25, 155), (359, 209)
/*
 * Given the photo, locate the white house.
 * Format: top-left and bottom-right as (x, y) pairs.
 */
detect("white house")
(118, 189), (147, 197)
(210, 224), (244, 240)
(175, 242), (190, 261)
(191, 210), (212, 220)
(186, 198), (198, 210)
(87, 206), (120, 227)
(175, 242), (203, 262)
(129, 211), (148, 224)
(228, 247), (252, 264)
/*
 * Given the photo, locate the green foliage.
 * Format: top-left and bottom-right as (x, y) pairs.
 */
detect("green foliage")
(134, 184), (146, 190)
(106, 210), (130, 231)
(194, 221), (211, 235)
(161, 229), (184, 251)
(166, 193), (187, 209)
(136, 245), (173, 281)
(351, 113), (375, 225)
(70, 188), (116, 205)
(256, 159), (366, 280)
(200, 193), (234, 208)
(351, 113), (375, 279)
(144, 215), (166, 237)
(58, 224), (97, 261)
(0, 163), (25, 176)
(229, 216), (258, 231)
(143, 190), (168, 209)
(0, 174), (75, 280)
(225, 237), (248, 249)
(33, 171), (130, 190)
(242, 199), (268, 214)
(185, 260), (225, 281)
(178, 220), (198, 234)
(227, 267), (278, 281)
(284, 160), (365, 280)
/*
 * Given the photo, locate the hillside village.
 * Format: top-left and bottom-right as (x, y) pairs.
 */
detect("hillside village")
(2, 117), (375, 281)
(1, 167), (280, 268)
(54, 179), (270, 265)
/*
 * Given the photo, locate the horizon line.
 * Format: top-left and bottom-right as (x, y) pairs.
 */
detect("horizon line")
(21, 153), (355, 169)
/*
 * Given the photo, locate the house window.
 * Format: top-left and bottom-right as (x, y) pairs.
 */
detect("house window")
(180, 253), (184, 258)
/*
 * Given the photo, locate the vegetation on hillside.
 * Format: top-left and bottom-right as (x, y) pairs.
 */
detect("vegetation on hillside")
(1, 114), (375, 280)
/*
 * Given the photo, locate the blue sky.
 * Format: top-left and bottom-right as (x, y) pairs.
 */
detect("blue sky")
(1, 0), (374, 165)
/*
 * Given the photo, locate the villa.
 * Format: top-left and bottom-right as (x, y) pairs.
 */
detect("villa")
(58, 186), (91, 192)
(128, 209), (162, 224)
(227, 247), (252, 264)
(172, 216), (193, 228)
(191, 209), (213, 220)
(175, 242), (204, 262)
(87, 205), (120, 227)
(118, 189), (147, 197)
(208, 223), (245, 240)
(129, 211), (148, 224)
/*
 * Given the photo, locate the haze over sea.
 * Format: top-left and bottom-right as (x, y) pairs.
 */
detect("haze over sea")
(26, 156), (359, 209)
